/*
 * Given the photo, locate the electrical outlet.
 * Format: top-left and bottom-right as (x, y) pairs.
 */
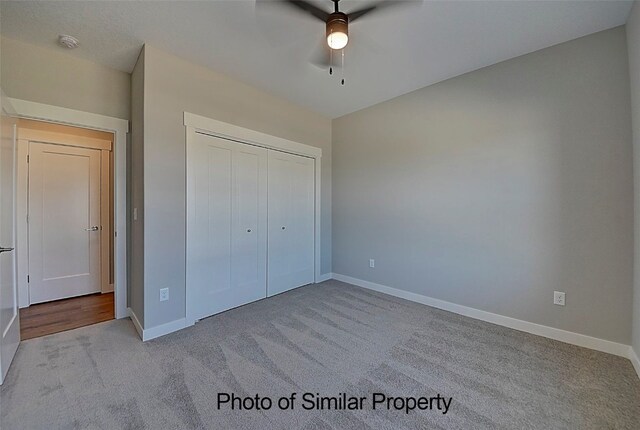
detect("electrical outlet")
(369, 259), (375, 268)
(553, 291), (565, 306)
(160, 288), (169, 302)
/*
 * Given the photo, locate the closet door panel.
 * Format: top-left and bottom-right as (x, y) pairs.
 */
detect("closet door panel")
(267, 151), (315, 297)
(206, 146), (233, 296)
(267, 154), (291, 292)
(232, 148), (267, 297)
(289, 157), (315, 284)
(188, 134), (267, 322)
(189, 139), (233, 321)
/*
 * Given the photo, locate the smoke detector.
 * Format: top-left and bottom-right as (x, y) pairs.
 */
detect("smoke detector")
(58, 34), (79, 49)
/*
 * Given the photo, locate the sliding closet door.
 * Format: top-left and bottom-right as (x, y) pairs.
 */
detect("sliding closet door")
(187, 133), (267, 321)
(268, 151), (315, 296)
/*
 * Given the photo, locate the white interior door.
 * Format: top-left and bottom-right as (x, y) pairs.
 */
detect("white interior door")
(187, 133), (267, 322)
(28, 142), (101, 304)
(267, 150), (315, 296)
(0, 99), (20, 385)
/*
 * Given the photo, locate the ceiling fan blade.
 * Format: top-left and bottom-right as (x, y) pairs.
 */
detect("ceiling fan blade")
(263, 0), (330, 22)
(348, 0), (421, 22)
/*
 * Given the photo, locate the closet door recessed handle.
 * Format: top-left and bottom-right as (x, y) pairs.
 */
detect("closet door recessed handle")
(247, 229), (252, 233)
(0, 247), (14, 254)
(281, 226), (286, 230)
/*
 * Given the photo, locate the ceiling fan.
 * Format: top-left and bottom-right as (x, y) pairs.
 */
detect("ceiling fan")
(259, 0), (418, 83)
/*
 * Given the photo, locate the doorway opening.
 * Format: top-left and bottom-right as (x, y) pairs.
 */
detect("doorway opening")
(16, 119), (115, 339)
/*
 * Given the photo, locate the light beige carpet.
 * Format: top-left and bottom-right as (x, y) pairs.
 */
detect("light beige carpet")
(1, 280), (639, 429)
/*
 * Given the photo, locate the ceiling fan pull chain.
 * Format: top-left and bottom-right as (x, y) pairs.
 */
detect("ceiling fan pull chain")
(341, 49), (345, 85)
(329, 30), (334, 75)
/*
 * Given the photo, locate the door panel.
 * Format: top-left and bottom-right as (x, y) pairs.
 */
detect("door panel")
(202, 145), (232, 300)
(233, 149), (266, 290)
(0, 98), (19, 385)
(267, 151), (315, 296)
(266, 155), (290, 288)
(29, 142), (101, 304)
(187, 134), (267, 322)
(290, 160), (315, 281)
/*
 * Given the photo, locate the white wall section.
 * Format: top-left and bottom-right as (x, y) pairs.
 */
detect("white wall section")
(332, 27), (633, 345)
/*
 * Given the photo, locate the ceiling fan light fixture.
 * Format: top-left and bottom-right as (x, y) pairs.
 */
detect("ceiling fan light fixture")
(327, 31), (348, 50)
(326, 12), (348, 50)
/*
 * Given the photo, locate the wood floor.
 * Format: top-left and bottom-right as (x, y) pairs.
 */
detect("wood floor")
(19, 292), (114, 340)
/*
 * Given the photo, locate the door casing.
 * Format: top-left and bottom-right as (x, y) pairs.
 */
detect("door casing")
(7, 98), (129, 319)
(17, 124), (114, 306)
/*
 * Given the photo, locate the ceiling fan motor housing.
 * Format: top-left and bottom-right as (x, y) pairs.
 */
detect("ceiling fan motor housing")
(326, 12), (348, 43)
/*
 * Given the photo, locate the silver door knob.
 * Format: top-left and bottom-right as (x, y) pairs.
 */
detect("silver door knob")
(84, 226), (99, 231)
(0, 247), (14, 253)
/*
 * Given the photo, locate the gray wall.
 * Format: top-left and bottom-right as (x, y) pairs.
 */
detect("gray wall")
(332, 27), (633, 344)
(0, 37), (130, 120)
(141, 45), (332, 329)
(627, 2), (640, 355)
(129, 47), (145, 325)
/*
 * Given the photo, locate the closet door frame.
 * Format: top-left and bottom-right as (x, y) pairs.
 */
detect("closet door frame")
(185, 112), (322, 326)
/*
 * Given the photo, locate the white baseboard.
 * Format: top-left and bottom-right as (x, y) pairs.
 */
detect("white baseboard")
(317, 273), (333, 282)
(629, 347), (640, 380)
(127, 308), (191, 341)
(127, 308), (144, 339)
(143, 318), (189, 341)
(331, 273), (631, 358)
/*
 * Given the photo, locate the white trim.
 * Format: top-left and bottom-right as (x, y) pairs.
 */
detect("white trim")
(128, 308), (191, 341)
(183, 112), (322, 159)
(331, 273), (631, 358)
(317, 273), (332, 282)
(142, 318), (189, 341)
(15, 140), (28, 307)
(185, 126), (195, 327)
(184, 112), (323, 327)
(128, 307), (190, 342)
(9, 99), (127, 134)
(9, 98), (129, 319)
(127, 308), (144, 340)
(629, 347), (640, 380)
(314, 159), (322, 283)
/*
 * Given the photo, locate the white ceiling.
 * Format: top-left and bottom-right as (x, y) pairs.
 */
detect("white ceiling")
(0, 1), (634, 118)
